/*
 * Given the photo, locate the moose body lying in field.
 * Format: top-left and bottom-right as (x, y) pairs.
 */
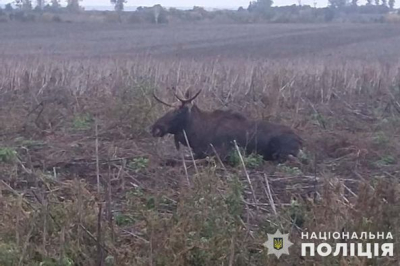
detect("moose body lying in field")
(150, 89), (302, 163)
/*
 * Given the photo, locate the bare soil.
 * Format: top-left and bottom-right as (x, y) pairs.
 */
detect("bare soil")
(1, 22), (400, 62)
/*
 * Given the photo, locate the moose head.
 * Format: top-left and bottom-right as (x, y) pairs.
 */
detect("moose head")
(150, 88), (202, 138)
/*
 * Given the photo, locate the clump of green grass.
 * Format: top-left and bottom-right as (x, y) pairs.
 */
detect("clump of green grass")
(72, 113), (93, 130)
(128, 157), (149, 172)
(14, 137), (47, 149)
(36, 257), (74, 266)
(0, 243), (19, 266)
(311, 112), (327, 129)
(228, 149), (264, 169)
(297, 148), (311, 164)
(114, 212), (135, 226)
(277, 164), (303, 176)
(373, 131), (390, 145)
(374, 155), (396, 167)
(0, 147), (17, 163)
(105, 255), (115, 266)
(286, 198), (306, 228)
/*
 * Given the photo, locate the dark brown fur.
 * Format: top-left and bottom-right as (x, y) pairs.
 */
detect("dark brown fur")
(151, 92), (302, 163)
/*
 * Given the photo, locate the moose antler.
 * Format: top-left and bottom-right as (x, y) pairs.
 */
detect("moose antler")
(153, 92), (176, 107)
(174, 89), (202, 104)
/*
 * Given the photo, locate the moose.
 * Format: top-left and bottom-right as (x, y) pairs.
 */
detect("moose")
(150, 89), (302, 163)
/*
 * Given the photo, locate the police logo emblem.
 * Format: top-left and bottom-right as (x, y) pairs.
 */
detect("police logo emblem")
(274, 238), (283, 250)
(262, 230), (293, 258)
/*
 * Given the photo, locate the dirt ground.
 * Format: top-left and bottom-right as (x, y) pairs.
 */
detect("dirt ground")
(1, 22), (400, 62)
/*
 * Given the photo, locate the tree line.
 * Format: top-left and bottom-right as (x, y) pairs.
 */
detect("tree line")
(0, 0), (398, 24)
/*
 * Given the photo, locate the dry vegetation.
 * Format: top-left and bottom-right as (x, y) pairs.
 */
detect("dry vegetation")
(0, 23), (400, 265)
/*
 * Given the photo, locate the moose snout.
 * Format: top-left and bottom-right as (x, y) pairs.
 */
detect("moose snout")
(150, 125), (166, 137)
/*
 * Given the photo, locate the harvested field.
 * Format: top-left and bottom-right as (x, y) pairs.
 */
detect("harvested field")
(0, 22), (399, 265)
(2, 22), (400, 61)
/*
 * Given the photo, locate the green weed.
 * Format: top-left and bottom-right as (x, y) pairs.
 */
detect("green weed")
(374, 155), (396, 167)
(0, 147), (17, 163)
(277, 164), (303, 176)
(0, 243), (19, 266)
(128, 157), (149, 172)
(373, 131), (389, 145)
(114, 213), (135, 226)
(228, 149), (264, 169)
(72, 113), (93, 130)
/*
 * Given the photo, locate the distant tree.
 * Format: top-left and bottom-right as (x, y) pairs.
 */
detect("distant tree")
(388, 0), (395, 8)
(351, 0), (358, 6)
(248, 0), (273, 17)
(258, 0), (273, 9)
(24, 0), (32, 10)
(14, 0), (21, 9)
(35, 0), (44, 9)
(67, 0), (81, 12)
(153, 4), (161, 24)
(328, 0), (346, 8)
(50, 0), (60, 9)
(324, 7), (335, 20)
(374, 0), (380, 5)
(366, 0), (373, 4)
(110, 0), (126, 12)
(15, 0), (33, 10)
(5, 3), (13, 11)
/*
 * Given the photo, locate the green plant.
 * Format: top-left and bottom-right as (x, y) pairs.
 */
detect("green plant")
(128, 157), (149, 172)
(0, 243), (19, 266)
(373, 131), (389, 145)
(114, 213), (135, 226)
(72, 113), (93, 130)
(0, 147), (17, 163)
(126, 187), (144, 198)
(20, 139), (47, 148)
(38, 257), (74, 266)
(227, 149), (240, 166)
(286, 199), (306, 228)
(374, 155), (396, 167)
(227, 149), (263, 169)
(277, 164), (303, 176)
(245, 153), (264, 168)
(105, 255), (115, 266)
(311, 112), (327, 129)
(225, 175), (244, 217)
(298, 148), (311, 164)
